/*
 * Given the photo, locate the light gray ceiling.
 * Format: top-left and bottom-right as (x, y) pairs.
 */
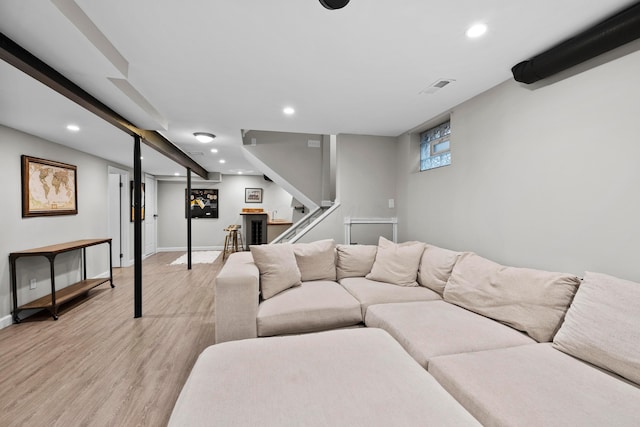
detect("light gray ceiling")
(0, 0), (636, 176)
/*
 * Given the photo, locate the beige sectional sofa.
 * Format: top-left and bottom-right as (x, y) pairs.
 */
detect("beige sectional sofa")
(192, 237), (640, 426)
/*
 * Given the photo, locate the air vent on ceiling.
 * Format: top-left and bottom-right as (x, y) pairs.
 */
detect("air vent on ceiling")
(419, 78), (456, 95)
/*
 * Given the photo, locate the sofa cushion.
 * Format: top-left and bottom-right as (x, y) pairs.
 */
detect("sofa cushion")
(553, 271), (640, 385)
(336, 244), (377, 280)
(340, 277), (440, 317)
(365, 301), (534, 368)
(418, 244), (462, 296)
(293, 239), (336, 281)
(365, 237), (425, 286)
(169, 329), (480, 427)
(444, 253), (580, 342)
(257, 281), (362, 336)
(429, 343), (640, 427)
(250, 243), (302, 300)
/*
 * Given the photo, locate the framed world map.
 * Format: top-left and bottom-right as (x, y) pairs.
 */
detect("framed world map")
(21, 155), (78, 217)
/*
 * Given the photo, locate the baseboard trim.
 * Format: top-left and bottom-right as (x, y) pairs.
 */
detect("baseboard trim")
(0, 314), (13, 330)
(157, 246), (224, 252)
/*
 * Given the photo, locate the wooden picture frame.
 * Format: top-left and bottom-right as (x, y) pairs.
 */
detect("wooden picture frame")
(130, 181), (145, 222)
(21, 155), (78, 217)
(245, 188), (263, 203)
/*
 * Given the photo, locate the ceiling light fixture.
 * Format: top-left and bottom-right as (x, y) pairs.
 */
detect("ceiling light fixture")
(320, 0), (350, 10)
(193, 132), (216, 143)
(210, 148), (218, 153)
(174, 172), (180, 176)
(219, 159), (226, 164)
(66, 124), (80, 132)
(283, 107), (295, 115)
(466, 23), (488, 39)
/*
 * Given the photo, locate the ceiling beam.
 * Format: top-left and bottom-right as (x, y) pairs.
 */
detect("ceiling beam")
(0, 32), (208, 179)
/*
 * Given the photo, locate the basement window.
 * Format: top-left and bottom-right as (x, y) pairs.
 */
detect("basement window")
(420, 121), (451, 171)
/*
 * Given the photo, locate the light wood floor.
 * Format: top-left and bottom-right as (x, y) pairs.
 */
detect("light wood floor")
(0, 252), (224, 427)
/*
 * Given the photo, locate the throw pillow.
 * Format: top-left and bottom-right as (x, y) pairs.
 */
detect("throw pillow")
(293, 239), (337, 281)
(365, 237), (426, 287)
(444, 252), (580, 342)
(336, 244), (378, 280)
(417, 244), (462, 296)
(250, 244), (302, 300)
(553, 271), (640, 385)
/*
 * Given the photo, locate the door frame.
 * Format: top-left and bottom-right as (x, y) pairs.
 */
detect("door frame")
(107, 166), (131, 267)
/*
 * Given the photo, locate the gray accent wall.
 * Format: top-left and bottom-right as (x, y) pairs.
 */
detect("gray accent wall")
(397, 48), (640, 281)
(302, 134), (398, 244)
(243, 130), (324, 206)
(157, 175), (294, 250)
(0, 125), (114, 321)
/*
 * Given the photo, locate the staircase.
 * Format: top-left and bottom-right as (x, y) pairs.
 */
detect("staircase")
(270, 202), (340, 244)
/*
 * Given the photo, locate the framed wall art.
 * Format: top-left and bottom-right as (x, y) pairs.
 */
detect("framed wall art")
(245, 188), (263, 203)
(186, 188), (218, 219)
(130, 181), (145, 222)
(21, 155), (78, 217)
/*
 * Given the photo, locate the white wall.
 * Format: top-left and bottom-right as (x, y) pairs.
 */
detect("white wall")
(303, 134), (398, 244)
(157, 175), (294, 250)
(397, 48), (640, 281)
(0, 125), (116, 322)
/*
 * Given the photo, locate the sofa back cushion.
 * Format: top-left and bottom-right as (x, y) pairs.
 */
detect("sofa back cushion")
(553, 271), (640, 385)
(417, 245), (462, 296)
(293, 239), (336, 282)
(365, 237), (426, 287)
(250, 244), (302, 300)
(336, 244), (378, 280)
(444, 253), (580, 342)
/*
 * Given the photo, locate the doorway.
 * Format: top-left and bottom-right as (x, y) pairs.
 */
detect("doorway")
(144, 174), (157, 256)
(107, 166), (129, 267)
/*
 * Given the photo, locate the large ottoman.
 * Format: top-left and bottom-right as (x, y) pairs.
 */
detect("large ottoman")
(168, 328), (479, 426)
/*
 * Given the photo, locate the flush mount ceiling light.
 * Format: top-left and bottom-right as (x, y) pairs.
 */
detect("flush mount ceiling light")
(466, 23), (488, 39)
(193, 132), (216, 143)
(219, 159), (226, 164)
(174, 172), (180, 176)
(320, 0), (350, 10)
(66, 124), (80, 132)
(283, 107), (295, 115)
(210, 148), (218, 153)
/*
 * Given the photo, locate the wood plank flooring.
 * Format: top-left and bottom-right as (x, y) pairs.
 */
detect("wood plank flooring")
(0, 252), (224, 427)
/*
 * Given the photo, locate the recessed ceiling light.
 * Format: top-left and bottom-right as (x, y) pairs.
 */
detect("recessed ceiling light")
(193, 132), (216, 143)
(238, 171), (243, 175)
(174, 172), (180, 176)
(466, 23), (487, 39)
(283, 107), (295, 115)
(210, 148), (218, 153)
(66, 124), (80, 132)
(219, 159), (226, 164)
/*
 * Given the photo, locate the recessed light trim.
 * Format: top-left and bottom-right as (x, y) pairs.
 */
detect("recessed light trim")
(193, 132), (216, 143)
(283, 107), (295, 115)
(66, 124), (80, 132)
(466, 23), (488, 38)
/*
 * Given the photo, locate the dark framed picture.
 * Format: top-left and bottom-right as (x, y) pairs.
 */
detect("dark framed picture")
(130, 181), (145, 222)
(245, 188), (263, 203)
(21, 155), (78, 217)
(187, 188), (218, 219)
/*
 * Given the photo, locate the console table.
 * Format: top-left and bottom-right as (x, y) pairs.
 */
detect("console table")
(9, 238), (114, 322)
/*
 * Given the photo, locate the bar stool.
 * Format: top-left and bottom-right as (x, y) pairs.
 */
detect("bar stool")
(223, 225), (243, 261)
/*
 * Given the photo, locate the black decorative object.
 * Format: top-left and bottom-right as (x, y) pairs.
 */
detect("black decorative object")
(320, 0), (350, 10)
